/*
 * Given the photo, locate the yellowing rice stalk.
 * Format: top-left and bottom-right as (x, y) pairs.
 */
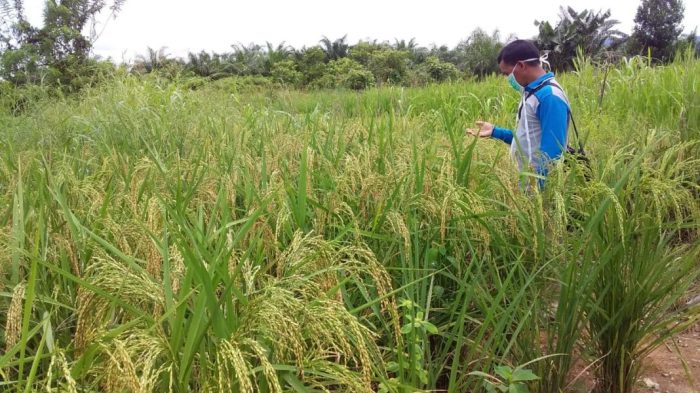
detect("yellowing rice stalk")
(0, 54), (698, 392)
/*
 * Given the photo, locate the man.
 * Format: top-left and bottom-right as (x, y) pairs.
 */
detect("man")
(467, 40), (571, 189)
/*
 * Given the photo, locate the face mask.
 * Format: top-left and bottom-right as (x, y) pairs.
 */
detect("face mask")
(506, 55), (549, 93)
(507, 70), (523, 93)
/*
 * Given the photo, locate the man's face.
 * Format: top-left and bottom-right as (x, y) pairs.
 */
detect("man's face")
(499, 60), (524, 84)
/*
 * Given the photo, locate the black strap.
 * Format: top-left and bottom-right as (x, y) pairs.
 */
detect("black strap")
(517, 80), (586, 154)
(566, 109), (585, 154)
(517, 77), (554, 118)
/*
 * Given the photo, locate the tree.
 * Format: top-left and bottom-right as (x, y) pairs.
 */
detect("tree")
(668, 29), (698, 58)
(415, 56), (460, 84)
(367, 48), (409, 86)
(134, 47), (171, 74)
(185, 51), (222, 78)
(349, 40), (385, 66)
(230, 42), (266, 76)
(295, 46), (327, 85)
(263, 41), (293, 75)
(271, 60), (302, 87)
(392, 38), (417, 52)
(0, 0), (24, 51)
(429, 44), (462, 68)
(629, 0), (685, 62)
(313, 57), (374, 90)
(0, 0), (125, 88)
(455, 28), (503, 77)
(535, 7), (627, 71)
(319, 35), (349, 62)
(393, 38), (430, 66)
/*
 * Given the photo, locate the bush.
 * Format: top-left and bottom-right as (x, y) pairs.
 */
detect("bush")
(417, 56), (460, 83)
(297, 47), (327, 86)
(313, 58), (375, 90)
(208, 75), (277, 93)
(455, 28), (503, 77)
(0, 80), (52, 115)
(179, 76), (209, 91)
(368, 49), (410, 85)
(271, 60), (303, 87)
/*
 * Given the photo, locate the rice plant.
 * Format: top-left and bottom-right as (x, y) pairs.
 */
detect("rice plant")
(0, 55), (698, 392)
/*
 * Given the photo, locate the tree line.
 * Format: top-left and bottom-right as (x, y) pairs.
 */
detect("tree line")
(1, 0), (697, 92)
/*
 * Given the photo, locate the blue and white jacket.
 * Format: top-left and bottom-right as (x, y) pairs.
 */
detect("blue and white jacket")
(491, 72), (570, 185)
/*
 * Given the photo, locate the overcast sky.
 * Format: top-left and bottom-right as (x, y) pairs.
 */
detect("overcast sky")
(21, 0), (700, 62)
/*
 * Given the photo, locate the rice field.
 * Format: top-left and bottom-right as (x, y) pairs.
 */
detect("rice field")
(1, 54), (699, 392)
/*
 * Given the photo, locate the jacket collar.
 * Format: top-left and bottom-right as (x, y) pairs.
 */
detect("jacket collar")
(524, 72), (555, 93)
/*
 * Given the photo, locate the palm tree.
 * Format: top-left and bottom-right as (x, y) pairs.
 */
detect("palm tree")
(134, 46), (171, 73)
(320, 35), (349, 62)
(264, 41), (293, 75)
(266, 41), (292, 62)
(456, 28), (503, 76)
(392, 38), (417, 51)
(535, 7), (628, 70)
(230, 42), (266, 75)
(392, 38), (429, 65)
(186, 51), (227, 78)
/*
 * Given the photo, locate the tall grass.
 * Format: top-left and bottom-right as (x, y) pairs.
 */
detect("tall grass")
(0, 54), (698, 392)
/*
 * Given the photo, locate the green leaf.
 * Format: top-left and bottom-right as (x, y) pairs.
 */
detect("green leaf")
(509, 383), (530, 393)
(282, 372), (325, 393)
(399, 298), (414, 309)
(485, 384), (498, 393)
(42, 312), (54, 353)
(512, 368), (539, 382)
(418, 369), (428, 384)
(494, 365), (513, 380)
(423, 321), (439, 334)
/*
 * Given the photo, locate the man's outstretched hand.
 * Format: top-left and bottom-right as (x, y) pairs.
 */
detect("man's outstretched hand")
(466, 121), (494, 138)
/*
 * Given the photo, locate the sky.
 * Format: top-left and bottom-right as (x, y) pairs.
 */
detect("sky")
(21, 0), (700, 63)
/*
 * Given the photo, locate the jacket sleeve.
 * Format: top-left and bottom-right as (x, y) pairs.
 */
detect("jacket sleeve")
(536, 94), (569, 175)
(491, 126), (513, 144)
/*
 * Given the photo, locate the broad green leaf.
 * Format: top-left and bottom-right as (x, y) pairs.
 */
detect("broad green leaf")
(512, 368), (539, 382)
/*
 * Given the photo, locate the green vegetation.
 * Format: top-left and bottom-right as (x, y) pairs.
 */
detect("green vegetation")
(3, 1), (697, 92)
(1, 1), (699, 391)
(0, 0), (126, 88)
(1, 51), (698, 392)
(629, 0), (687, 61)
(535, 7), (628, 70)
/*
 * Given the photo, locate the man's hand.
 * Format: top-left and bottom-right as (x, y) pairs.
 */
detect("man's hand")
(466, 121), (494, 138)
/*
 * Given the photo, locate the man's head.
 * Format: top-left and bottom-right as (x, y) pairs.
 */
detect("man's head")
(497, 40), (544, 87)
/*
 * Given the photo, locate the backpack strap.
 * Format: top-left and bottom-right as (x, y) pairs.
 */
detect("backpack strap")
(518, 80), (586, 154)
(517, 77), (554, 118)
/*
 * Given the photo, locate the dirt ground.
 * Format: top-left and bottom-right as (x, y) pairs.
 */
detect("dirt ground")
(565, 323), (699, 393)
(633, 324), (700, 393)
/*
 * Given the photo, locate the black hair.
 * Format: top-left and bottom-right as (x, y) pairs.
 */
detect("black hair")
(497, 40), (540, 65)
